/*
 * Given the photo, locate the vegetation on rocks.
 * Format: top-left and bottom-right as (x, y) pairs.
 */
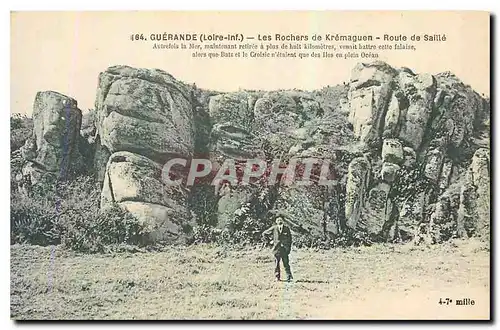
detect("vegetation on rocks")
(10, 62), (490, 253)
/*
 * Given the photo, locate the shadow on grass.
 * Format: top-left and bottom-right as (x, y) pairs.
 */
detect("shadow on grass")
(294, 279), (329, 284)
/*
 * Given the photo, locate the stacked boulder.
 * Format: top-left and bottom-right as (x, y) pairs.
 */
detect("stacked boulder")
(94, 66), (196, 243)
(16, 61), (489, 245)
(344, 62), (490, 243)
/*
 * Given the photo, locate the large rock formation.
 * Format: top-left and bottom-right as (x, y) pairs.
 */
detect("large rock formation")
(15, 61), (490, 245)
(345, 61), (490, 243)
(94, 65), (195, 164)
(16, 91), (84, 188)
(94, 65), (196, 242)
(348, 62), (397, 148)
(100, 151), (192, 243)
(208, 91), (262, 230)
(466, 148), (490, 237)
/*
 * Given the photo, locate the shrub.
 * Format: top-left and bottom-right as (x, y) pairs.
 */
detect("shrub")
(59, 203), (148, 253)
(11, 192), (60, 246)
(191, 224), (223, 244)
(10, 175), (151, 253)
(10, 114), (33, 151)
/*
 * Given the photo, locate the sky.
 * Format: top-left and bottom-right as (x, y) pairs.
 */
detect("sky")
(10, 11), (490, 115)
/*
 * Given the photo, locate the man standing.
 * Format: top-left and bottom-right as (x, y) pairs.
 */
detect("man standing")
(262, 216), (293, 282)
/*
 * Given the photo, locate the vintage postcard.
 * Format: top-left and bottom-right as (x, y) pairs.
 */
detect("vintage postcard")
(10, 11), (490, 320)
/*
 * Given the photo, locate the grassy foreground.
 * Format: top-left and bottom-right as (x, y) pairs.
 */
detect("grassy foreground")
(11, 239), (490, 320)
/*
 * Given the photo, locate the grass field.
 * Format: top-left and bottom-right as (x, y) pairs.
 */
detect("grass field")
(11, 239), (490, 320)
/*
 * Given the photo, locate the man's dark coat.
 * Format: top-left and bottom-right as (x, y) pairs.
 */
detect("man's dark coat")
(263, 224), (292, 255)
